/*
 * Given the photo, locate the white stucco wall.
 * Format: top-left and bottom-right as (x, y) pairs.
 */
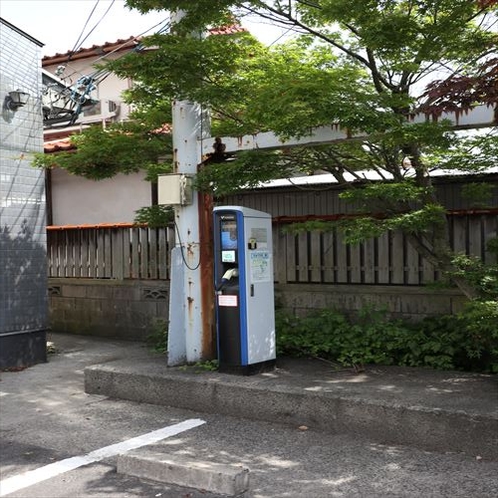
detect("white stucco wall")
(50, 168), (152, 225)
(43, 45), (155, 226)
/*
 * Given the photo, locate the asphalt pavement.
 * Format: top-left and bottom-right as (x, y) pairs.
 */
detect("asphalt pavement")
(84, 333), (498, 460)
(0, 332), (497, 498)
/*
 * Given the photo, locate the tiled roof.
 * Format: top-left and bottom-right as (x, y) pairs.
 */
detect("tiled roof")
(209, 25), (247, 35)
(42, 25), (247, 66)
(47, 222), (141, 230)
(44, 138), (75, 153)
(42, 37), (140, 66)
(152, 123), (172, 134)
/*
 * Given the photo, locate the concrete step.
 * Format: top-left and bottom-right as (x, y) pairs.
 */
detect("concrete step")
(84, 355), (498, 460)
(117, 451), (249, 496)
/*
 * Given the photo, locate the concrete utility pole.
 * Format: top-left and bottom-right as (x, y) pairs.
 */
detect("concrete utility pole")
(167, 10), (214, 366)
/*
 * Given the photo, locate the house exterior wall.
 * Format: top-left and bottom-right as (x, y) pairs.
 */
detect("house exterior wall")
(43, 47), (154, 225)
(50, 169), (152, 225)
(0, 19), (47, 368)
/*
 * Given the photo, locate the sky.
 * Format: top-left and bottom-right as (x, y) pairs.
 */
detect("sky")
(1, 0), (287, 57)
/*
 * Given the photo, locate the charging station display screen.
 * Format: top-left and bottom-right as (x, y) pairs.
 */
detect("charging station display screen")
(220, 218), (237, 262)
(221, 220), (238, 250)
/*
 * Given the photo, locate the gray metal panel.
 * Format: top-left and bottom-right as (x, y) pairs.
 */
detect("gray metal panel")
(220, 176), (498, 216)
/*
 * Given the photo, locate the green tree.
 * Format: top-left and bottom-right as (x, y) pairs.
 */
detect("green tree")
(36, 118), (172, 180)
(44, 1), (498, 298)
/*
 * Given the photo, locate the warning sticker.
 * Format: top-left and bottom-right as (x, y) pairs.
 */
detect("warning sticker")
(218, 295), (238, 307)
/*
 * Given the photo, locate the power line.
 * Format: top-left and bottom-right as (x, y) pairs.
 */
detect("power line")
(60, 18), (170, 85)
(67, 0), (101, 62)
(43, 17), (171, 127)
(70, 0), (117, 56)
(89, 18), (171, 84)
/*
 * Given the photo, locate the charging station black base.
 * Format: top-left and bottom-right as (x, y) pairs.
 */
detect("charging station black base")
(219, 359), (276, 376)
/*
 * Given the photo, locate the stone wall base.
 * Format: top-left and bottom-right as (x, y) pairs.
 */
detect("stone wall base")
(0, 330), (47, 369)
(275, 283), (466, 321)
(48, 279), (466, 341)
(48, 279), (169, 341)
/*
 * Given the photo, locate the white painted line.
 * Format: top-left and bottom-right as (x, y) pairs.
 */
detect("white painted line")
(0, 418), (206, 497)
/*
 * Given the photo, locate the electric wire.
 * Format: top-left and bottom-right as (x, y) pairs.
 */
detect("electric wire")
(268, 26), (294, 46)
(67, 0), (101, 62)
(69, 0), (117, 57)
(89, 19), (171, 85)
(91, 18), (171, 67)
(45, 18), (170, 127)
(174, 221), (202, 271)
(59, 19), (170, 86)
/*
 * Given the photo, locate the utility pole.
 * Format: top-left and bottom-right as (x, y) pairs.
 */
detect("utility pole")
(167, 10), (214, 366)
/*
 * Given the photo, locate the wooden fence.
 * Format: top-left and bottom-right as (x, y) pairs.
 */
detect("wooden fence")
(275, 212), (497, 286)
(47, 224), (175, 280)
(47, 211), (497, 285)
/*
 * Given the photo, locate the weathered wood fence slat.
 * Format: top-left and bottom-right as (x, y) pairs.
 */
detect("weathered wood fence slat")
(275, 213), (497, 285)
(47, 225), (176, 280)
(47, 212), (497, 284)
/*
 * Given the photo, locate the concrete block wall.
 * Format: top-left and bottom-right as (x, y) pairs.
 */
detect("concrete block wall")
(275, 283), (466, 322)
(47, 278), (466, 343)
(0, 19), (47, 368)
(48, 279), (169, 341)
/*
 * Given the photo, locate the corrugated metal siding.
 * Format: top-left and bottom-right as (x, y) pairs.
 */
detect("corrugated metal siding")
(220, 176), (498, 217)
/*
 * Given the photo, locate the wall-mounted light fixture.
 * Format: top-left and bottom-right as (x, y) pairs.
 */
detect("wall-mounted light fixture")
(5, 90), (30, 111)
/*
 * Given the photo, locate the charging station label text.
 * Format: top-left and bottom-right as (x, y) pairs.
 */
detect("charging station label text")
(250, 251), (271, 282)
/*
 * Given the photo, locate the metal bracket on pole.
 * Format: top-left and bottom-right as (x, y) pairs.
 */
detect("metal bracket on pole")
(201, 105), (497, 156)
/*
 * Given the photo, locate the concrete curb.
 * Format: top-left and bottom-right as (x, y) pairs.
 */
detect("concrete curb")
(117, 451), (250, 496)
(84, 361), (498, 460)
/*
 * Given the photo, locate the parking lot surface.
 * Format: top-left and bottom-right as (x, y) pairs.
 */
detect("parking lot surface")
(1, 333), (497, 497)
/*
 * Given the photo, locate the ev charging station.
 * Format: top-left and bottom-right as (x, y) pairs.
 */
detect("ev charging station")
(213, 206), (276, 374)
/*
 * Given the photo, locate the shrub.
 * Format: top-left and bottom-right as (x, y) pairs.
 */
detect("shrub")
(276, 303), (498, 373)
(455, 300), (498, 372)
(134, 205), (174, 228)
(276, 306), (411, 371)
(276, 308), (346, 359)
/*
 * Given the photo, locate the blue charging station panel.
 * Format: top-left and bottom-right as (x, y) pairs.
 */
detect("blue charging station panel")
(213, 206), (276, 375)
